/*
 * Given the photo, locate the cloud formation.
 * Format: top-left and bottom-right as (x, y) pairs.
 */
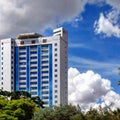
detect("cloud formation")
(94, 13), (120, 38)
(0, 0), (120, 38)
(68, 67), (120, 110)
(0, 0), (87, 38)
(94, 0), (120, 38)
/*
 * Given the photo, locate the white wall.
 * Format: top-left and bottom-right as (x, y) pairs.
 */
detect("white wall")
(0, 38), (12, 91)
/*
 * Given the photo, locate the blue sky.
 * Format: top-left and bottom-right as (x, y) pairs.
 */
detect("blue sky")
(43, 3), (120, 93)
(1, 0), (120, 109)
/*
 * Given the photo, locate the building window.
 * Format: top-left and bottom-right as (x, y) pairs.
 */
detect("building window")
(55, 48), (57, 51)
(42, 81), (49, 84)
(19, 72), (26, 75)
(55, 69), (57, 72)
(55, 100), (58, 103)
(41, 55), (48, 59)
(55, 80), (57, 83)
(55, 85), (57, 88)
(44, 101), (49, 104)
(31, 40), (36, 44)
(55, 53), (57, 56)
(42, 86), (49, 89)
(30, 82), (37, 84)
(30, 77), (37, 80)
(55, 59), (57, 62)
(30, 66), (37, 69)
(19, 57), (26, 60)
(42, 76), (49, 79)
(55, 74), (57, 77)
(43, 39), (47, 43)
(55, 64), (57, 67)
(30, 72), (37, 74)
(20, 41), (24, 45)
(11, 41), (14, 44)
(42, 96), (49, 99)
(42, 91), (49, 94)
(1, 82), (3, 85)
(19, 82), (26, 85)
(55, 95), (58, 98)
(42, 71), (49, 74)
(31, 87), (37, 90)
(30, 51), (37, 54)
(55, 43), (57, 46)
(31, 92), (37, 95)
(30, 62), (37, 64)
(42, 66), (49, 69)
(11, 87), (14, 90)
(30, 56), (37, 59)
(19, 47), (26, 50)
(19, 88), (26, 91)
(42, 61), (48, 64)
(55, 90), (57, 93)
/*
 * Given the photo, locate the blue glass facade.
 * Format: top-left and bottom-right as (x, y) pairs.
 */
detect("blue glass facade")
(26, 46), (30, 92)
(37, 45), (41, 97)
(15, 44), (53, 107)
(15, 47), (19, 90)
(49, 44), (53, 106)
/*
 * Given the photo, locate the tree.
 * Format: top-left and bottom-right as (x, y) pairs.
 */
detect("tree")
(0, 96), (39, 120)
(31, 96), (44, 108)
(32, 104), (81, 120)
(0, 90), (44, 108)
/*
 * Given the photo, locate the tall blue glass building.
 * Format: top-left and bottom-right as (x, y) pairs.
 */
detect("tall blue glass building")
(0, 27), (68, 107)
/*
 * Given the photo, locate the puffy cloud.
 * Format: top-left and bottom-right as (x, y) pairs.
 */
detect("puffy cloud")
(0, 0), (87, 38)
(0, 0), (120, 39)
(102, 90), (120, 110)
(94, 0), (120, 38)
(68, 67), (120, 110)
(94, 13), (120, 38)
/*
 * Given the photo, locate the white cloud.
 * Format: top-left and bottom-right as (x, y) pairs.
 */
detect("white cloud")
(68, 67), (120, 110)
(0, 0), (87, 38)
(94, 13), (120, 38)
(94, 0), (120, 38)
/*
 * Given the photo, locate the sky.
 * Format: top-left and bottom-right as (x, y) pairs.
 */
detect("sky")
(0, 0), (120, 110)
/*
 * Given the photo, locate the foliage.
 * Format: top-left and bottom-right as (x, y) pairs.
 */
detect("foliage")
(0, 90), (44, 108)
(0, 97), (39, 120)
(0, 90), (120, 120)
(32, 105), (120, 120)
(32, 104), (81, 120)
